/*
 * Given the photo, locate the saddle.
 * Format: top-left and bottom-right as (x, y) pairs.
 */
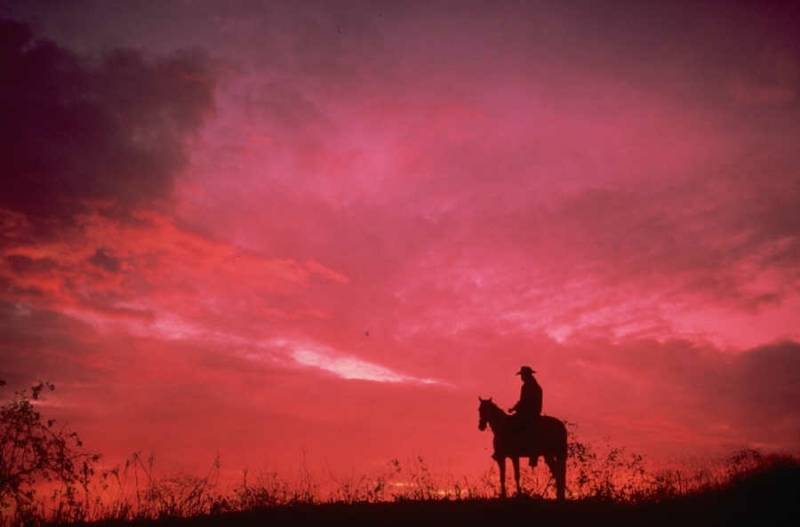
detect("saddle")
(510, 414), (539, 435)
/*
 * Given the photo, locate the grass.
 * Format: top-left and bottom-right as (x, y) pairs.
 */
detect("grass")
(27, 451), (797, 527)
(74, 456), (799, 527)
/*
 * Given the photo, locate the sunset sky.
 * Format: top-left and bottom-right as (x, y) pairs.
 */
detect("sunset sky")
(1, 0), (799, 479)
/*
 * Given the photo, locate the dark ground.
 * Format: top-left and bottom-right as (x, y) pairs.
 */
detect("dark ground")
(77, 461), (799, 527)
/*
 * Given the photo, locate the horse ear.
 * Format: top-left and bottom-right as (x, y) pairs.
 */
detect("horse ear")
(488, 397), (493, 402)
(478, 396), (484, 402)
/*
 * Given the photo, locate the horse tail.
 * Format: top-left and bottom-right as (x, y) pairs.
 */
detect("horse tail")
(556, 419), (567, 501)
(555, 451), (567, 501)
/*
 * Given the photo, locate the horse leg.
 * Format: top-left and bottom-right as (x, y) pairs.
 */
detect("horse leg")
(544, 456), (556, 496)
(556, 454), (567, 501)
(497, 456), (507, 498)
(511, 457), (521, 496)
(545, 454), (566, 501)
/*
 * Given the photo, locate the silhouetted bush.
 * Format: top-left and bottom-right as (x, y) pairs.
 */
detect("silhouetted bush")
(0, 380), (99, 525)
(564, 433), (647, 501)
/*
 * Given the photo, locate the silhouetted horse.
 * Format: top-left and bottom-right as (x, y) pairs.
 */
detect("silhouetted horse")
(478, 397), (567, 499)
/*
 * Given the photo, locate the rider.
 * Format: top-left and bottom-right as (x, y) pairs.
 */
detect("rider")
(509, 365), (542, 420)
(508, 365), (543, 466)
(486, 366), (544, 465)
(508, 365), (542, 430)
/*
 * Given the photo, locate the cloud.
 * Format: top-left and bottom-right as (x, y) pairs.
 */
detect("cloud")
(732, 341), (800, 425)
(0, 210), (350, 333)
(87, 248), (121, 273)
(284, 340), (442, 385)
(0, 18), (215, 232)
(4, 299), (798, 471)
(2, 0), (799, 475)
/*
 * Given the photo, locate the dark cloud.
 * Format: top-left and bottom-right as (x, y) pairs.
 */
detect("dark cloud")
(733, 341), (800, 420)
(5, 254), (57, 275)
(87, 247), (121, 273)
(577, 338), (800, 450)
(0, 18), (215, 232)
(0, 300), (96, 386)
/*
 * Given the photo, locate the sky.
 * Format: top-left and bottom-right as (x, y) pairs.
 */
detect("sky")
(1, 0), (799, 479)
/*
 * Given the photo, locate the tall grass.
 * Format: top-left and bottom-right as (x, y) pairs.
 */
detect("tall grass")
(5, 441), (796, 525)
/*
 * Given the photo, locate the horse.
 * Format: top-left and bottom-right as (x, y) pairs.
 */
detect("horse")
(478, 397), (567, 499)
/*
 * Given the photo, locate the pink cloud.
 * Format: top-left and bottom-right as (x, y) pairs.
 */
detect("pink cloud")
(2, 2), (800, 480)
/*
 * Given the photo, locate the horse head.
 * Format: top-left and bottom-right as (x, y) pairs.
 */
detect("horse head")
(478, 396), (495, 431)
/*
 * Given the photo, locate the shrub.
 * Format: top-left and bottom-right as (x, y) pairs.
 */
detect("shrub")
(0, 380), (99, 524)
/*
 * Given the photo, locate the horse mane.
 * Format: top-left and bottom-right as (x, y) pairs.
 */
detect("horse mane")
(483, 398), (508, 418)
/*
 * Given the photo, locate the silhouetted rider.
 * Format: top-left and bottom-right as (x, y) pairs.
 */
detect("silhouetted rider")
(508, 365), (543, 467)
(508, 365), (542, 429)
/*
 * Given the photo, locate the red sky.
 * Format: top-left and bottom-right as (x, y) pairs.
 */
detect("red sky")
(1, 1), (799, 479)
